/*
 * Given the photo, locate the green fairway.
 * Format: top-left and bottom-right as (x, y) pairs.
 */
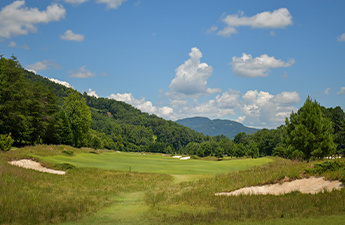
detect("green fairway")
(42, 152), (272, 175)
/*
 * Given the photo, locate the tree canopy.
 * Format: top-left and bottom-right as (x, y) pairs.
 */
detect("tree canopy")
(283, 97), (336, 160)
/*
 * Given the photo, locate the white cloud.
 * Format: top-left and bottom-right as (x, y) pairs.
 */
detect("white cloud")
(60, 30), (84, 41)
(26, 60), (60, 73)
(166, 89), (299, 128)
(96, 0), (127, 9)
(218, 8), (292, 37)
(324, 87), (331, 95)
(64, 0), (89, 5)
(108, 92), (173, 118)
(337, 87), (345, 95)
(231, 53), (295, 78)
(48, 78), (72, 88)
(0, 1), (66, 38)
(107, 89), (299, 129)
(168, 47), (221, 99)
(69, 65), (96, 78)
(337, 33), (345, 42)
(87, 88), (98, 97)
(239, 90), (299, 128)
(273, 91), (300, 104)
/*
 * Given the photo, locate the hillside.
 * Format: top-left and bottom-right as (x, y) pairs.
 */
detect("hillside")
(176, 117), (259, 139)
(23, 70), (206, 151)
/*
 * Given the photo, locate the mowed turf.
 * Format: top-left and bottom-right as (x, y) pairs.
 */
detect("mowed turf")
(43, 152), (272, 175)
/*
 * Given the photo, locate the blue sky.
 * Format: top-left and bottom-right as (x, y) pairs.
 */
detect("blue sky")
(1, 0), (345, 128)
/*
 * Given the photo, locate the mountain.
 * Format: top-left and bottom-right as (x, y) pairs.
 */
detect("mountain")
(176, 117), (259, 139)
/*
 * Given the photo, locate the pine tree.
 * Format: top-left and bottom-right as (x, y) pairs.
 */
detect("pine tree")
(283, 97), (336, 160)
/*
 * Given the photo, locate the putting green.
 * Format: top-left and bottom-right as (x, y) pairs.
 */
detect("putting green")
(43, 152), (272, 175)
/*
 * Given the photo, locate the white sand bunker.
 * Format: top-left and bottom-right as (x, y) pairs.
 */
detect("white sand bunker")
(9, 159), (66, 175)
(216, 177), (343, 196)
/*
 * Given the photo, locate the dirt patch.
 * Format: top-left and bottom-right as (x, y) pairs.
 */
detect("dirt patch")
(8, 159), (66, 175)
(215, 177), (343, 196)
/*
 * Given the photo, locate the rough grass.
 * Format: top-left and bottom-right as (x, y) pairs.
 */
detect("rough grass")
(0, 146), (171, 224)
(145, 158), (345, 224)
(1, 145), (345, 225)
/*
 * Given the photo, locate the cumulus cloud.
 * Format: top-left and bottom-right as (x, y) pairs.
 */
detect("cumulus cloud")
(26, 60), (60, 73)
(273, 91), (300, 104)
(239, 90), (299, 128)
(231, 53), (295, 77)
(166, 89), (300, 128)
(337, 33), (345, 42)
(96, 0), (127, 9)
(337, 87), (345, 95)
(107, 89), (299, 128)
(168, 47), (221, 99)
(69, 65), (96, 78)
(60, 30), (84, 41)
(48, 78), (72, 88)
(108, 92), (173, 118)
(0, 1), (66, 38)
(217, 8), (292, 37)
(87, 88), (98, 98)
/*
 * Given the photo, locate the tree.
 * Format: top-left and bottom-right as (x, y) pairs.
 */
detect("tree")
(63, 92), (91, 147)
(233, 132), (248, 144)
(283, 97), (336, 160)
(247, 141), (259, 158)
(0, 133), (14, 151)
(234, 143), (246, 158)
(321, 106), (345, 155)
(0, 55), (32, 144)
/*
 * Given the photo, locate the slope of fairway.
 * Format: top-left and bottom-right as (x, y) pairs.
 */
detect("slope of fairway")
(43, 152), (272, 175)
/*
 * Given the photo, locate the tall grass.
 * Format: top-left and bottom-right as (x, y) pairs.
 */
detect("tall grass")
(0, 146), (171, 224)
(2, 145), (345, 224)
(145, 158), (345, 224)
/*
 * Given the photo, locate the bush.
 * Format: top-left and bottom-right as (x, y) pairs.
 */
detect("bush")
(0, 133), (14, 151)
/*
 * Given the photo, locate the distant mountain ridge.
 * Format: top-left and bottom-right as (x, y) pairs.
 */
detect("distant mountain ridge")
(176, 117), (259, 139)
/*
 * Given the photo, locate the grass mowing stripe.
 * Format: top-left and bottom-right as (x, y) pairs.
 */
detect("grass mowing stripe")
(43, 152), (272, 175)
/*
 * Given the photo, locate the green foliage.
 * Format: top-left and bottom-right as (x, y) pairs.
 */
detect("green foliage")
(0, 133), (14, 151)
(321, 106), (345, 155)
(283, 97), (336, 160)
(247, 141), (259, 158)
(90, 135), (103, 150)
(306, 160), (345, 175)
(0, 55), (32, 143)
(63, 92), (92, 147)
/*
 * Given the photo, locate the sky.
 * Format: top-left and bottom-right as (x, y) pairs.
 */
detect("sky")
(1, 0), (345, 129)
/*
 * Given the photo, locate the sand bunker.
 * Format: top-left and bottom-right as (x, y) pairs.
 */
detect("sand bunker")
(9, 159), (66, 175)
(215, 177), (343, 196)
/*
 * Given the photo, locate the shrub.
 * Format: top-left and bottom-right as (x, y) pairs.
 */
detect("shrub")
(0, 133), (14, 152)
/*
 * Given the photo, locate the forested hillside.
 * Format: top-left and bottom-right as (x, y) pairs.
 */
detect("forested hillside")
(176, 117), (258, 139)
(1, 55), (344, 160)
